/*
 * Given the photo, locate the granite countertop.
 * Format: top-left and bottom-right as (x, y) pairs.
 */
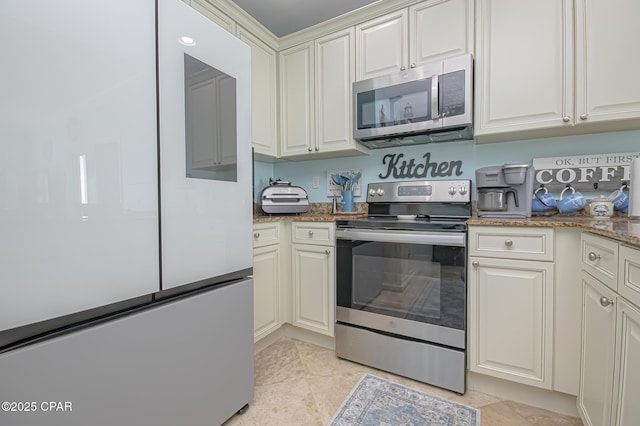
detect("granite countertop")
(253, 203), (640, 247)
(253, 202), (367, 223)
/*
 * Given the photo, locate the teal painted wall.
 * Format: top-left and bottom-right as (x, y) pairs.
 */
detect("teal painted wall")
(254, 129), (640, 203)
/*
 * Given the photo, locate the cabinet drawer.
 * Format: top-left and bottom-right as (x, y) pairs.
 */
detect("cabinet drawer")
(253, 222), (280, 248)
(619, 245), (640, 308)
(469, 226), (554, 261)
(581, 233), (619, 291)
(291, 222), (334, 246)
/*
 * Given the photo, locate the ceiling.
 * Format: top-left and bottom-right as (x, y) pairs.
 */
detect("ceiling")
(231, 0), (380, 38)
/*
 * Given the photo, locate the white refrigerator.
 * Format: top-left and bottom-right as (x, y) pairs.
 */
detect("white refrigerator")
(0, 1), (254, 425)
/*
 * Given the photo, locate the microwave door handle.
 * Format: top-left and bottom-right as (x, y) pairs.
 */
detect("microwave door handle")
(431, 74), (439, 120)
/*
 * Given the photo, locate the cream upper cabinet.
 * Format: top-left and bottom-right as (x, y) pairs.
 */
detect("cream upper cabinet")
(279, 42), (315, 157)
(238, 27), (278, 158)
(355, 9), (408, 81)
(409, 0), (474, 66)
(474, 0), (573, 141)
(574, 0), (640, 127)
(356, 0), (473, 81)
(475, 0), (640, 142)
(280, 36), (368, 159)
(315, 28), (369, 157)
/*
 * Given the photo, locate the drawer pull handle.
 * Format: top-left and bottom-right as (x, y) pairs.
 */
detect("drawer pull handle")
(308, 230), (314, 236)
(472, 261), (479, 267)
(253, 232), (260, 239)
(588, 252), (601, 262)
(600, 296), (614, 307)
(504, 239), (513, 247)
(325, 249), (330, 255)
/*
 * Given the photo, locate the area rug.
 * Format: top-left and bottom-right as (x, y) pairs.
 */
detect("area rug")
(329, 374), (480, 426)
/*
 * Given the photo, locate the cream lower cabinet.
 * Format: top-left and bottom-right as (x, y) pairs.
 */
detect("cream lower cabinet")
(468, 226), (555, 389)
(252, 223), (282, 342)
(578, 271), (617, 426)
(291, 222), (335, 337)
(579, 234), (640, 426)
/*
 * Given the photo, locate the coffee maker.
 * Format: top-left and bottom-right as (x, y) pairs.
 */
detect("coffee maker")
(475, 163), (534, 218)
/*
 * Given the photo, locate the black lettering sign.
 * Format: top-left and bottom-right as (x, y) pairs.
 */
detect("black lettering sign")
(379, 152), (463, 179)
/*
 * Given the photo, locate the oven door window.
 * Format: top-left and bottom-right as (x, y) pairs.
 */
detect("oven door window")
(337, 239), (465, 330)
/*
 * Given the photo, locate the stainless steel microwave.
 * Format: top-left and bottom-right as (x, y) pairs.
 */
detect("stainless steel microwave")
(353, 54), (473, 149)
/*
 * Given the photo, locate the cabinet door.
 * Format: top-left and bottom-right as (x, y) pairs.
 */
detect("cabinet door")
(355, 9), (408, 80)
(253, 244), (281, 342)
(279, 42), (315, 156)
(315, 28), (356, 153)
(409, 0), (473, 66)
(575, 0), (640, 126)
(291, 243), (335, 337)
(468, 256), (554, 389)
(238, 27), (278, 158)
(578, 272), (617, 426)
(612, 299), (640, 426)
(474, 0), (573, 138)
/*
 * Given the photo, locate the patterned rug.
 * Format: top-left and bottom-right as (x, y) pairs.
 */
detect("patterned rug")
(329, 374), (480, 426)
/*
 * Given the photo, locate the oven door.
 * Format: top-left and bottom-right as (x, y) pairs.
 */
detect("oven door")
(335, 228), (466, 349)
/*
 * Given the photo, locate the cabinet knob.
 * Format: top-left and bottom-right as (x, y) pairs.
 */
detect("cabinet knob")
(308, 230), (314, 236)
(600, 296), (614, 307)
(315, 146), (319, 151)
(410, 63), (416, 68)
(588, 252), (601, 261)
(504, 239), (513, 247)
(253, 232), (260, 239)
(400, 65), (406, 71)
(472, 261), (479, 267)
(325, 249), (330, 255)
(580, 113), (589, 120)
(562, 116), (571, 123)
(308, 147), (312, 152)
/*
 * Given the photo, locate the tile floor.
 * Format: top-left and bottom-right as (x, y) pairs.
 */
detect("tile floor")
(223, 337), (583, 425)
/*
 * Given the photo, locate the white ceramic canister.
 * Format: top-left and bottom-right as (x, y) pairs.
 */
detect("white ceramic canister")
(588, 196), (614, 218)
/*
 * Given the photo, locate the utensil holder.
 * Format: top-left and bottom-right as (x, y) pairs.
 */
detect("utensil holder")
(341, 190), (354, 212)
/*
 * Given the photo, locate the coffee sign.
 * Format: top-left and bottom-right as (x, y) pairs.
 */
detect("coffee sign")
(532, 152), (639, 193)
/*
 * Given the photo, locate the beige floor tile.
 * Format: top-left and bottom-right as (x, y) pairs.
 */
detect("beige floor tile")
(224, 337), (583, 426)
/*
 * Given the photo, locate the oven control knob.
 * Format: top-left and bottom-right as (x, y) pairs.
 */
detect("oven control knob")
(459, 186), (468, 195)
(448, 186), (457, 196)
(368, 188), (376, 196)
(376, 188), (384, 196)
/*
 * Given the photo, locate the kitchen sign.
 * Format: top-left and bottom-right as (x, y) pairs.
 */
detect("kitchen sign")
(378, 152), (464, 180)
(532, 152), (640, 193)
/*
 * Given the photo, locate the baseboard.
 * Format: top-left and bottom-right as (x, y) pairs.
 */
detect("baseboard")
(467, 371), (579, 418)
(254, 324), (335, 354)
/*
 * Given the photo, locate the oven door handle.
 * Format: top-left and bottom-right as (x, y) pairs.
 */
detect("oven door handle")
(335, 228), (465, 247)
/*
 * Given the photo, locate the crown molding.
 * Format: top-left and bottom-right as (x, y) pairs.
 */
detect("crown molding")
(276, 0), (423, 50)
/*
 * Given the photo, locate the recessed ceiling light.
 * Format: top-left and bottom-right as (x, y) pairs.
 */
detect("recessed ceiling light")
(178, 36), (196, 46)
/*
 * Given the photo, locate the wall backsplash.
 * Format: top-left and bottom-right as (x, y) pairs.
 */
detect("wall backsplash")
(254, 130), (640, 203)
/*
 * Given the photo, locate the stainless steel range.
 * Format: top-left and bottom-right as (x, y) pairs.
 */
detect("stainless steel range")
(335, 179), (471, 394)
